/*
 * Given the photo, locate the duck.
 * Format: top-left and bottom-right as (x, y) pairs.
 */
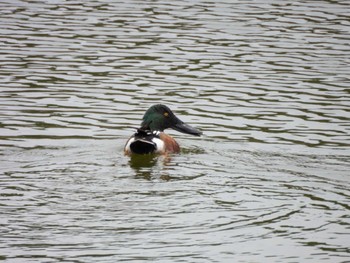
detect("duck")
(124, 104), (202, 155)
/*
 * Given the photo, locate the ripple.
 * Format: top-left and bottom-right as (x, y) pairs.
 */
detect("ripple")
(1, 0), (350, 262)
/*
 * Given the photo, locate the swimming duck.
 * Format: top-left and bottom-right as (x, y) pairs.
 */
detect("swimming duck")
(124, 104), (202, 155)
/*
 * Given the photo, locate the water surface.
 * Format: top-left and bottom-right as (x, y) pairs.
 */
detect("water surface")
(0, 0), (349, 262)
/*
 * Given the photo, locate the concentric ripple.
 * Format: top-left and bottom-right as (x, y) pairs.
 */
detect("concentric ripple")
(0, 0), (349, 262)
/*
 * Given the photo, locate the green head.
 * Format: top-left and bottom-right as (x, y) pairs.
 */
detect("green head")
(141, 104), (202, 136)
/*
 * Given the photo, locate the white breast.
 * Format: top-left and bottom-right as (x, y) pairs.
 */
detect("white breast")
(152, 137), (165, 153)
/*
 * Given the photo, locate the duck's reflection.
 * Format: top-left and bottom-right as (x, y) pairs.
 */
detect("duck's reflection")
(128, 154), (172, 180)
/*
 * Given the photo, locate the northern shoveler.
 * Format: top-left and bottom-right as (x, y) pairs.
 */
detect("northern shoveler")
(124, 104), (202, 155)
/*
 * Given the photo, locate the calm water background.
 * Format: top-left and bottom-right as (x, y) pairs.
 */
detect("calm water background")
(1, 0), (350, 262)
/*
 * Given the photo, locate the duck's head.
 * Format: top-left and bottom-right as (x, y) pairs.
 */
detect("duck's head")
(141, 104), (202, 136)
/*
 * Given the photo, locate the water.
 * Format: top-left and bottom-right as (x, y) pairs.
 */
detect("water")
(1, 0), (350, 262)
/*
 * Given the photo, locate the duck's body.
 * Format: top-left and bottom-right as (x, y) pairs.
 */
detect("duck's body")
(124, 129), (179, 155)
(124, 104), (201, 155)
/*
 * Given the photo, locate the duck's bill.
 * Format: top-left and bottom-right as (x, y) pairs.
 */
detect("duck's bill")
(172, 121), (202, 136)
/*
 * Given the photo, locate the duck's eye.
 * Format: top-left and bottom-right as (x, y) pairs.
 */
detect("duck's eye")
(164, 112), (169, 117)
